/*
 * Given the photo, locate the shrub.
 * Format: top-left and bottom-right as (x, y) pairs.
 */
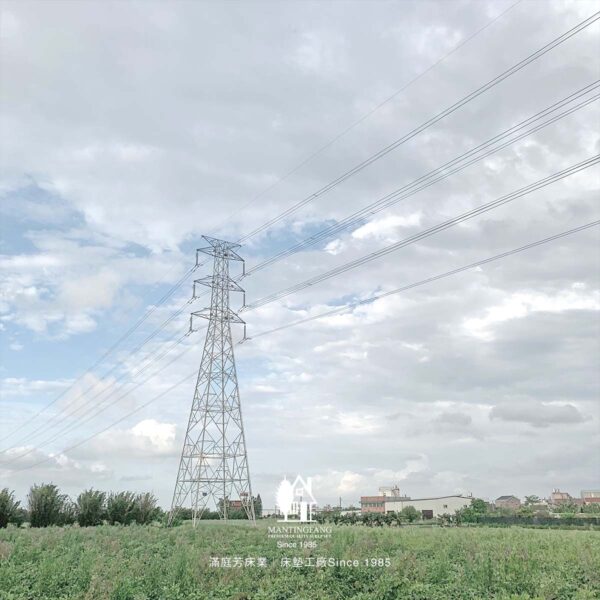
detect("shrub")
(400, 506), (420, 523)
(106, 492), (137, 525)
(28, 483), (74, 527)
(0, 488), (21, 528)
(456, 498), (488, 524)
(76, 489), (106, 527)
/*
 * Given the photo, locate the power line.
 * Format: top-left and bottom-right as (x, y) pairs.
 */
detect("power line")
(0, 305), (193, 453)
(212, 0), (524, 230)
(237, 11), (600, 243)
(0, 329), (192, 460)
(244, 155), (600, 310)
(5, 8), (592, 443)
(9, 141), (591, 459)
(0, 264), (197, 444)
(5, 8), (596, 457)
(245, 82), (600, 275)
(11, 218), (598, 472)
(247, 220), (600, 339)
(3, 336), (197, 466)
(12, 83), (585, 451)
(11, 371), (198, 473)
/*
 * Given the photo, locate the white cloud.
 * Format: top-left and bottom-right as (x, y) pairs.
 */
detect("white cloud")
(336, 412), (381, 435)
(76, 419), (178, 459)
(0, 377), (73, 397)
(463, 288), (600, 341)
(352, 213), (423, 241)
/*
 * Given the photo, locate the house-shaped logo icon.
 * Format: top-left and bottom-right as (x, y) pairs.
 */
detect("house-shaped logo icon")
(276, 475), (317, 522)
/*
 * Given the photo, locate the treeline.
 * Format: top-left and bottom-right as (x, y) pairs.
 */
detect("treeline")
(173, 495), (263, 523)
(315, 499), (600, 528)
(315, 505), (421, 526)
(0, 485), (162, 528)
(454, 498), (600, 522)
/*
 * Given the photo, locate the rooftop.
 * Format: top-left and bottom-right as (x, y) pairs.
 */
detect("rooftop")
(385, 494), (472, 502)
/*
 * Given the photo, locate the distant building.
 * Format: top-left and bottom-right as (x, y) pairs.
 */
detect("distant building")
(227, 492), (250, 511)
(581, 490), (600, 505)
(361, 486), (410, 513)
(550, 489), (573, 505)
(384, 495), (472, 519)
(379, 485), (401, 497)
(495, 495), (521, 509)
(360, 496), (386, 514)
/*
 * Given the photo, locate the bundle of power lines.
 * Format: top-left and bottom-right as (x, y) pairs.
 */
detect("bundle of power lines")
(2, 7), (599, 472)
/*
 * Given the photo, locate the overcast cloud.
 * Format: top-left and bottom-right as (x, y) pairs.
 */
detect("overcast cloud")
(0, 0), (599, 509)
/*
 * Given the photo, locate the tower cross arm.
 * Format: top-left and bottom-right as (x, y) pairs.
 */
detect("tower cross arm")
(194, 276), (245, 294)
(191, 308), (245, 328)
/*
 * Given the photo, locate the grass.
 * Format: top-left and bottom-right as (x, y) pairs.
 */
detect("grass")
(0, 521), (599, 599)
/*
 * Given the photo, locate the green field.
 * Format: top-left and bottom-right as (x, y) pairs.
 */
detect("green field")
(0, 522), (599, 600)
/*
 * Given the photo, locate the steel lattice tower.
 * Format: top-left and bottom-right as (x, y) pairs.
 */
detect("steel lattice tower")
(168, 236), (255, 525)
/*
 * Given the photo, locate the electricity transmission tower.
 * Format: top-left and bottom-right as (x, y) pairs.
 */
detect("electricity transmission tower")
(168, 236), (255, 525)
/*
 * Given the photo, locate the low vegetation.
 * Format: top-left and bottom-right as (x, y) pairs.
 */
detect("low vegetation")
(0, 521), (599, 599)
(315, 497), (600, 529)
(1, 486), (599, 598)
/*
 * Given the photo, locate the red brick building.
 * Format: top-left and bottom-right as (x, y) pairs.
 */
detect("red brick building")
(495, 495), (521, 510)
(550, 489), (573, 505)
(581, 490), (600, 504)
(360, 496), (386, 514)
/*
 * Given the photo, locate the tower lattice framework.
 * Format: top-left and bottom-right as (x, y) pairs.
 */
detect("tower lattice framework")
(169, 236), (255, 525)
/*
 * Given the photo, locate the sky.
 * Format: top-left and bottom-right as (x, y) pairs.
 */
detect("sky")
(0, 0), (599, 510)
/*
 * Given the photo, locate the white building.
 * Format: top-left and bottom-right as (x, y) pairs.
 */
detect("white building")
(384, 494), (472, 518)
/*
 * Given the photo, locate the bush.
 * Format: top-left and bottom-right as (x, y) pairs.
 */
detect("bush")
(106, 492), (137, 525)
(28, 483), (74, 527)
(456, 498), (488, 524)
(0, 488), (21, 528)
(401, 506), (420, 523)
(77, 489), (106, 527)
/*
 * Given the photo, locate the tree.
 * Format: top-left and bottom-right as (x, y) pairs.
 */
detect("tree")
(518, 505), (534, 518)
(76, 489), (106, 527)
(362, 512), (375, 527)
(254, 494), (263, 518)
(558, 501), (579, 518)
(456, 498), (488, 524)
(0, 488), (20, 528)
(582, 503), (600, 514)
(28, 484), (73, 527)
(471, 498), (488, 514)
(524, 495), (541, 506)
(106, 492), (137, 525)
(134, 492), (160, 525)
(400, 506), (420, 523)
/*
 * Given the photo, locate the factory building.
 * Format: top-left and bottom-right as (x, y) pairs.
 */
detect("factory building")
(383, 494), (472, 519)
(360, 489), (472, 518)
(581, 490), (600, 504)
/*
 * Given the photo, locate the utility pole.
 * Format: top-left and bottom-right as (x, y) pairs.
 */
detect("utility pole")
(168, 236), (255, 525)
